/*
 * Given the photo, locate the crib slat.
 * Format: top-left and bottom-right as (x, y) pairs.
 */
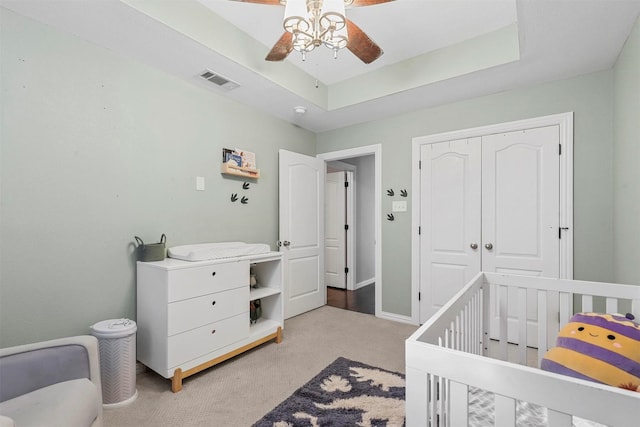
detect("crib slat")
(475, 290), (479, 354)
(633, 299), (640, 318)
(499, 285), (508, 360)
(467, 296), (472, 353)
(494, 395), (516, 427)
(559, 292), (571, 325)
(582, 294), (593, 312)
(405, 367), (428, 427)
(546, 290), (561, 349)
(483, 284), (491, 357)
(606, 297), (618, 314)
(537, 290), (548, 366)
(455, 315), (461, 350)
(517, 287), (527, 365)
(476, 290), (482, 355)
(429, 374), (438, 426)
(449, 381), (468, 426)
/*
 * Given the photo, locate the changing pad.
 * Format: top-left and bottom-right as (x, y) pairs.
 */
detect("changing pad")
(167, 242), (271, 261)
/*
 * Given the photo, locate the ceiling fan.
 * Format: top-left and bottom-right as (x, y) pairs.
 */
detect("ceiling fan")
(229, 0), (394, 64)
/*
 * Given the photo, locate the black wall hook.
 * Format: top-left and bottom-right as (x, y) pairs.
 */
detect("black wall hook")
(387, 213), (395, 221)
(242, 182), (250, 190)
(387, 189), (394, 196)
(241, 196), (249, 204)
(231, 193), (238, 202)
(400, 189), (408, 197)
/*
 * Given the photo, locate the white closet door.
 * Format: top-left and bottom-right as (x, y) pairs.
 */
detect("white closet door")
(481, 126), (560, 277)
(419, 138), (482, 323)
(482, 126), (560, 345)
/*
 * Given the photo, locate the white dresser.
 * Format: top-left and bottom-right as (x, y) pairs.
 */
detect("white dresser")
(136, 252), (283, 392)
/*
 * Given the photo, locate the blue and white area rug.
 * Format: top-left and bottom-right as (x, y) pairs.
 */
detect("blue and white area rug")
(253, 357), (405, 427)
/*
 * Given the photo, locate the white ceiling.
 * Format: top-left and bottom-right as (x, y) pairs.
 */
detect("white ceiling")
(199, 0), (519, 85)
(2, 0), (640, 133)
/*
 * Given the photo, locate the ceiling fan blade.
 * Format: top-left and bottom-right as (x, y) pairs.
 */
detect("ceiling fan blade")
(350, 0), (394, 6)
(265, 32), (294, 61)
(346, 19), (383, 64)
(228, 0), (283, 5)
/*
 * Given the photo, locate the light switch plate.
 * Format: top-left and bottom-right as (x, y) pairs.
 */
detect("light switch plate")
(392, 201), (407, 212)
(196, 176), (205, 191)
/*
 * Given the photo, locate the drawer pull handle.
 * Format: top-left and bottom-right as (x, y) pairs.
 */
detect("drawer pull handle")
(211, 300), (216, 306)
(211, 271), (216, 277)
(211, 329), (216, 335)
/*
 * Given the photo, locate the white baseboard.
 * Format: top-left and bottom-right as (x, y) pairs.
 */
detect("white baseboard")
(377, 310), (416, 325)
(354, 278), (375, 290)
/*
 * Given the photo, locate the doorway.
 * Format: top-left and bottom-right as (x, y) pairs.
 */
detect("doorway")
(318, 145), (381, 317)
(325, 163), (355, 290)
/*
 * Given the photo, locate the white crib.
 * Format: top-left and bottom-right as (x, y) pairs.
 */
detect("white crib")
(406, 272), (640, 427)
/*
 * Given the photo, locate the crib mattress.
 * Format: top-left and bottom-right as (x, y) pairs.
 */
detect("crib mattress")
(167, 242), (271, 261)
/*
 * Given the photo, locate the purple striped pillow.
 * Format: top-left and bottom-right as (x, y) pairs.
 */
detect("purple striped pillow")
(541, 313), (640, 390)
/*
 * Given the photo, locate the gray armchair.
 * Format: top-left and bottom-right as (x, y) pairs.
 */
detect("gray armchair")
(0, 335), (103, 427)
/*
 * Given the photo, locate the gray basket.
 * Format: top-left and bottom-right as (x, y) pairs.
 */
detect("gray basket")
(134, 234), (166, 262)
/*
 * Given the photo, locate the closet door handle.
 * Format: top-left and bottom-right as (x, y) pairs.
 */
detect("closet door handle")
(470, 243), (478, 250)
(283, 241), (291, 247)
(211, 271), (216, 277)
(211, 300), (216, 306)
(484, 243), (493, 250)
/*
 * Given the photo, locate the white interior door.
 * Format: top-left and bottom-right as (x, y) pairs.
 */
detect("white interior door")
(483, 126), (560, 345)
(279, 150), (325, 319)
(325, 171), (346, 289)
(419, 138), (482, 323)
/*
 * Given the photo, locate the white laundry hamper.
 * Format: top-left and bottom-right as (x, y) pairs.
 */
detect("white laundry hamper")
(90, 318), (138, 407)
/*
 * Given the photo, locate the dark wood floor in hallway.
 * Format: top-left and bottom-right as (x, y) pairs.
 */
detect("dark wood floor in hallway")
(326, 284), (375, 315)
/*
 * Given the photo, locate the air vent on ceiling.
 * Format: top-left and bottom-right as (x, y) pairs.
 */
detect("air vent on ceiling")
(199, 70), (240, 91)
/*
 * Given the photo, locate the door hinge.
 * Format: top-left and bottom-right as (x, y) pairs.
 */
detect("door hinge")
(344, 181), (349, 187)
(418, 292), (421, 301)
(344, 224), (349, 231)
(559, 144), (562, 155)
(559, 227), (569, 239)
(345, 267), (349, 274)
(418, 226), (421, 235)
(419, 160), (422, 169)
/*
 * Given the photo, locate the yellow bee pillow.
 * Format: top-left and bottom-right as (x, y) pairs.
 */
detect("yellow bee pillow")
(541, 313), (640, 390)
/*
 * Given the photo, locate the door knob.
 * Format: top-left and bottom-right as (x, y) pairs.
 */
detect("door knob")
(484, 243), (493, 250)
(283, 241), (291, 247)
(470, 243), (478, 250)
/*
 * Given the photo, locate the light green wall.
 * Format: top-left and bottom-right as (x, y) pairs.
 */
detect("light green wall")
(613, 16), (640, 286)
(2, 10), (636, 345)
(0, 9), (315, 347)
(317, 71), (615, 317)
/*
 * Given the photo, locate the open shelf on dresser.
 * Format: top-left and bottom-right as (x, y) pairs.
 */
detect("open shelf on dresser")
(250, 286), (280, 300)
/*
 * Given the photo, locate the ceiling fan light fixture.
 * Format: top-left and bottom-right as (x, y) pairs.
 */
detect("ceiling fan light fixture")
(283, 0), (309, 34)
(282, 0), (349, 59)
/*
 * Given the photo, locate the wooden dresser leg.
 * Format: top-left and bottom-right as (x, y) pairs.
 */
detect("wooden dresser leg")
(275, 326), (283, 344)
(172, 368), (183, 393)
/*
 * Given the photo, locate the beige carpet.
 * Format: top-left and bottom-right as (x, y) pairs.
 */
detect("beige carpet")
(103, 305), (418, 427)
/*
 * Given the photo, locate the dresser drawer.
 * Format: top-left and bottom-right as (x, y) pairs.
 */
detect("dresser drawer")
(167, 260), (249, 302)
(167, 313), (249, 368)
(167, 286), (249, 336)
